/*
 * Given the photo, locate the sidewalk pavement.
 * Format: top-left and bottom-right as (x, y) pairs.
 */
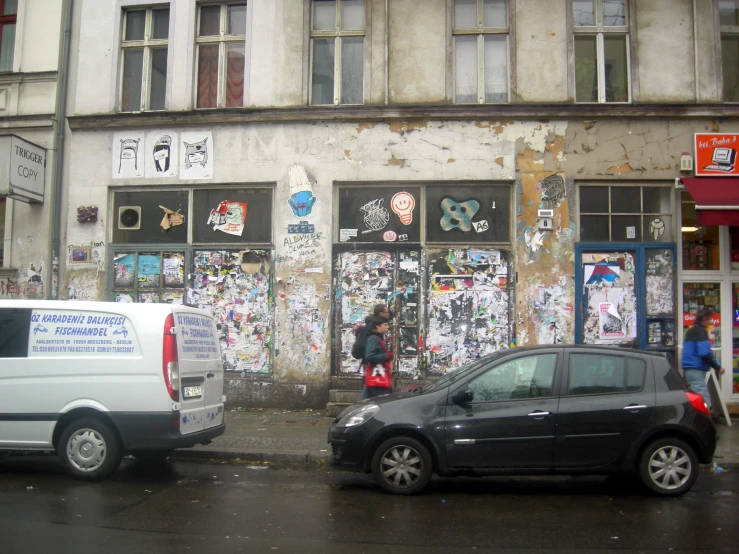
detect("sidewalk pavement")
(171, 408), (739, 472)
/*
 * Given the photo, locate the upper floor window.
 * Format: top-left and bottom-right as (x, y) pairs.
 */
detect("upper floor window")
(453, 0), (509, 103)
(120, 7), (170, 112)
(310, 0), (365, 106)
(720, 0), (739, 101)
(196, 2), (246, 109)
(572, 0), (629, 103)
(0, 0), (17, 72)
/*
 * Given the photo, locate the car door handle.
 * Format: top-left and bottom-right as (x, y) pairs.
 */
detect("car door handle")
(206, 372), (215, 379)
(527, 411), (550, 417)
(623, 404), (647, 410)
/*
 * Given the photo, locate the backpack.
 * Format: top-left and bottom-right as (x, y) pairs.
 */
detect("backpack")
(351, 324), (368, 359)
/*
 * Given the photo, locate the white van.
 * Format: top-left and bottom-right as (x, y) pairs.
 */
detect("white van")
(0, 300), (225, 480)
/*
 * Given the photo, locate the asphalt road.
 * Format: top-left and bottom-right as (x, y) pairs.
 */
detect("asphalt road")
(0, 454), (737, 553)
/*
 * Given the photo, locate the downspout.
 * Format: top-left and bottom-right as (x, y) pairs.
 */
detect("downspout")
(692, 0), (699, 101)
(50, 0), (73, 299)
(384, 0), (389, 105)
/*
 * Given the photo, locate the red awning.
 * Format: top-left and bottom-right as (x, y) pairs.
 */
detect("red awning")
(680, 177), (739, 226)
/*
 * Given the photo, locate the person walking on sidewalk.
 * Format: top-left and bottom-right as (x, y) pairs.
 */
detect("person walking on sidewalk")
(363, 316), (393, 400)
(682, 307), (725, 414)
(354, 304), (392, 400)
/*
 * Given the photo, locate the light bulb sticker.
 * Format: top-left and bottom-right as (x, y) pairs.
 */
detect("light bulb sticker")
(391, 191), (416, 225)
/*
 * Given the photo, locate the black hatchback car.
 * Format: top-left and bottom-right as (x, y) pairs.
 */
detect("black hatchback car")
(328, 345), (716, 496)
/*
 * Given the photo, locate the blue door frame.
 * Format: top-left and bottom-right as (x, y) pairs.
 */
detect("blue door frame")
(575, 242), (676, 352)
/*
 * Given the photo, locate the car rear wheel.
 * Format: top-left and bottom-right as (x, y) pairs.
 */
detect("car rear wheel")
(638, 437), (698, 496)
(371, 436), (432, 495)
(58, 418), (122, 482)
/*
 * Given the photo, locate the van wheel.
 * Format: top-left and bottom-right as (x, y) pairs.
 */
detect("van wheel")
(371, 436), (432, 495)
(58, 418), (122, 481)
(131, 450), (173, 463)
(638, 437), (698, 496)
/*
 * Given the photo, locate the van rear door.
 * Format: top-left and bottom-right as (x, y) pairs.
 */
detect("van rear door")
(173, 310), (224, 435)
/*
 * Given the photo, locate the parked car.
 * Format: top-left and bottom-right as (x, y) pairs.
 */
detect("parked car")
(0, 300), (226, 480)
(328, 345), (716, 496)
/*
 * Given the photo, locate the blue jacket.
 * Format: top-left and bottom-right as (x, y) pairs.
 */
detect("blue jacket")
(682, 323), (719, 371)
(364, 333), (391, 365)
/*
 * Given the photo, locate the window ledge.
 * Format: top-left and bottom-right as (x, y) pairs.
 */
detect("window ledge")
(0, 71), (58, 85)
(0, 267), (18, 278)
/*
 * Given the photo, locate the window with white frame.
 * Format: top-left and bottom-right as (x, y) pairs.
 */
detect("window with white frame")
(120, 6), (170, 112)
(310, 0), (365, 106)
(453, 0), (509, 104)
(0, 0), (17, 72)
(195, 2), (246, 109)
(720, 0), (739, 102)
(572, 0), (629, 103)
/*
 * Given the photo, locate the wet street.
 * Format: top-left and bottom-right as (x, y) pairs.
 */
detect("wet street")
(0, 454), (737, 553)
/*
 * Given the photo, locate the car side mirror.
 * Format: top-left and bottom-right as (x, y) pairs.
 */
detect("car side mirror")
(453, 389), (474, 405)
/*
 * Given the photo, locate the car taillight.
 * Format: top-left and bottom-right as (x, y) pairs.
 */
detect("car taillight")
(163, 313), (179, 401)
(685, 391), (710, 416)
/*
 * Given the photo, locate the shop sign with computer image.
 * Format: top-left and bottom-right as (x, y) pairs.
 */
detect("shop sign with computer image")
(695, 133), (739, 176)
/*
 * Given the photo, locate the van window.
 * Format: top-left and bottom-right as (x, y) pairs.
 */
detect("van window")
(0, 308), (32, 358)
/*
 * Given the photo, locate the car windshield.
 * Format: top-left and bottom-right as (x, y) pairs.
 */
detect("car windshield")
(421, 353), (503, 393)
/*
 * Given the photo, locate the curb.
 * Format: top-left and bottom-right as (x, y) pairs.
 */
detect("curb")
(170, 448), (330, 471)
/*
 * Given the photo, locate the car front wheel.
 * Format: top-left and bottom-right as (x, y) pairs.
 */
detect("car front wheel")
(58, 418), (122, 481)
(638, 437), (698, 496)
(371, 436), (433, 495)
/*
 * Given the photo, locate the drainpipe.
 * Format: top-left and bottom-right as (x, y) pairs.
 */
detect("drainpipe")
(50, 0), (73, 299)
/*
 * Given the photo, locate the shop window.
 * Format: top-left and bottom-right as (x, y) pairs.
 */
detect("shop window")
(0, 0), (17, 72)
(425, 185), (510, 243)
(310, 0), (365, 105)
(120, 6), (170, 112)
(196, 2), (247, 109)
(338, 186), (421, 243)
(732, 283), (739, 394)
(720, 0), (739, 102)
(578, 185), (672, 242)
(453, 0), (509, 104)
(683, 283), (721, 349)
(681, 191), (720, 271)
(572, 0), (629, 103)
(113, 251), (186, 304)
(730, 226), (739, 271)
(192, 188), (272, 244)
(113, 190), (189, 244)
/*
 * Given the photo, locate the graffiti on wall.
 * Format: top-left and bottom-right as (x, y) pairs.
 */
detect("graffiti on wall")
(0, 278), (20, 298)
(67, 241), (105, 272)
(189, 250), (272, 373)
(528, 278), (572, 345)
(276, 274), (326, 370)
(427, 249), (509, 374)
(278, 232), (325, 266)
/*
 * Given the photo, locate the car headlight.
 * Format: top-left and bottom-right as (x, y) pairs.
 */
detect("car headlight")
(337, 404), (380, 428)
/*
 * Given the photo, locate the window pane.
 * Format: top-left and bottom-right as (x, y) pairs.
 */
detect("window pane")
(311, 38), (335, 104)
(0, 23), (15, 71)
(196, 44), (219, 109)
(125, 10), (146, 41)
(149, 48), (167, 111)
(3, 0), (18, 15)
(228, 3), (247, 35)
(138, 253), (161, 288)
(580, 215), (609, 241)
(342, 0), (364, 30)
(121, 48), (144, 112)
(722, 36), (739, 102)
(454, 0), (477, 28)
(483, 35), (507, 102)
(483, 0), (507, 27)
(226, 43), (245, 107)
(575, 35), (597, 102)
(644, 215), (671, 242)
(719, 0), (739, 26)
(611, 186), (640, 213)
(681, 192), (721, 271)
(625, 359), (644, 391)
(604, 35), (628, 102)
(199, 5), (221, 36)
(603, 0), (627, 26)
(612, 215), (641, 241)
(572, 0), (594, 26)
(0, 308), (31, 358)
(313, 0), (336, 31)
(454, 36), (477, 103)
(569, 354), (625, 395)
(579, 186), (608, 213)
(642, 187), (670, 213)
(469, 354), (556, 402)
(341, 37), (363, 104)
(152, 9), (170, 39)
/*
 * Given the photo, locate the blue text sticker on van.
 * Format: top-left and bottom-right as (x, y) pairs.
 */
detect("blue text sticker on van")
(28, 310), (142, 357)
(176, 313), (219, 359)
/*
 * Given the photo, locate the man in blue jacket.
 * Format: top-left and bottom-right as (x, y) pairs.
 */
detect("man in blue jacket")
(682, 308), (725, 413)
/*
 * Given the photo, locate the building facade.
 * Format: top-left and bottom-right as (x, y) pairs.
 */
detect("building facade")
(62, 0), (739, 412)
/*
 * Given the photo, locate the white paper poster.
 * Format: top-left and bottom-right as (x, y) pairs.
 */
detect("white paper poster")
(145, 131), (179, 178)
(598, 302), (625, 339)
(112, 132), (145, 179)
(180, 131), (214, 179)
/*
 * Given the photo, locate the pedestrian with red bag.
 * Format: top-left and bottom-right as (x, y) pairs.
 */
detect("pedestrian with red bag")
(363, 316), (393, 398)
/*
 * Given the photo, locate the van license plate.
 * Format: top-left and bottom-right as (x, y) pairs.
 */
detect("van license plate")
(183, 386), (202, 398)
